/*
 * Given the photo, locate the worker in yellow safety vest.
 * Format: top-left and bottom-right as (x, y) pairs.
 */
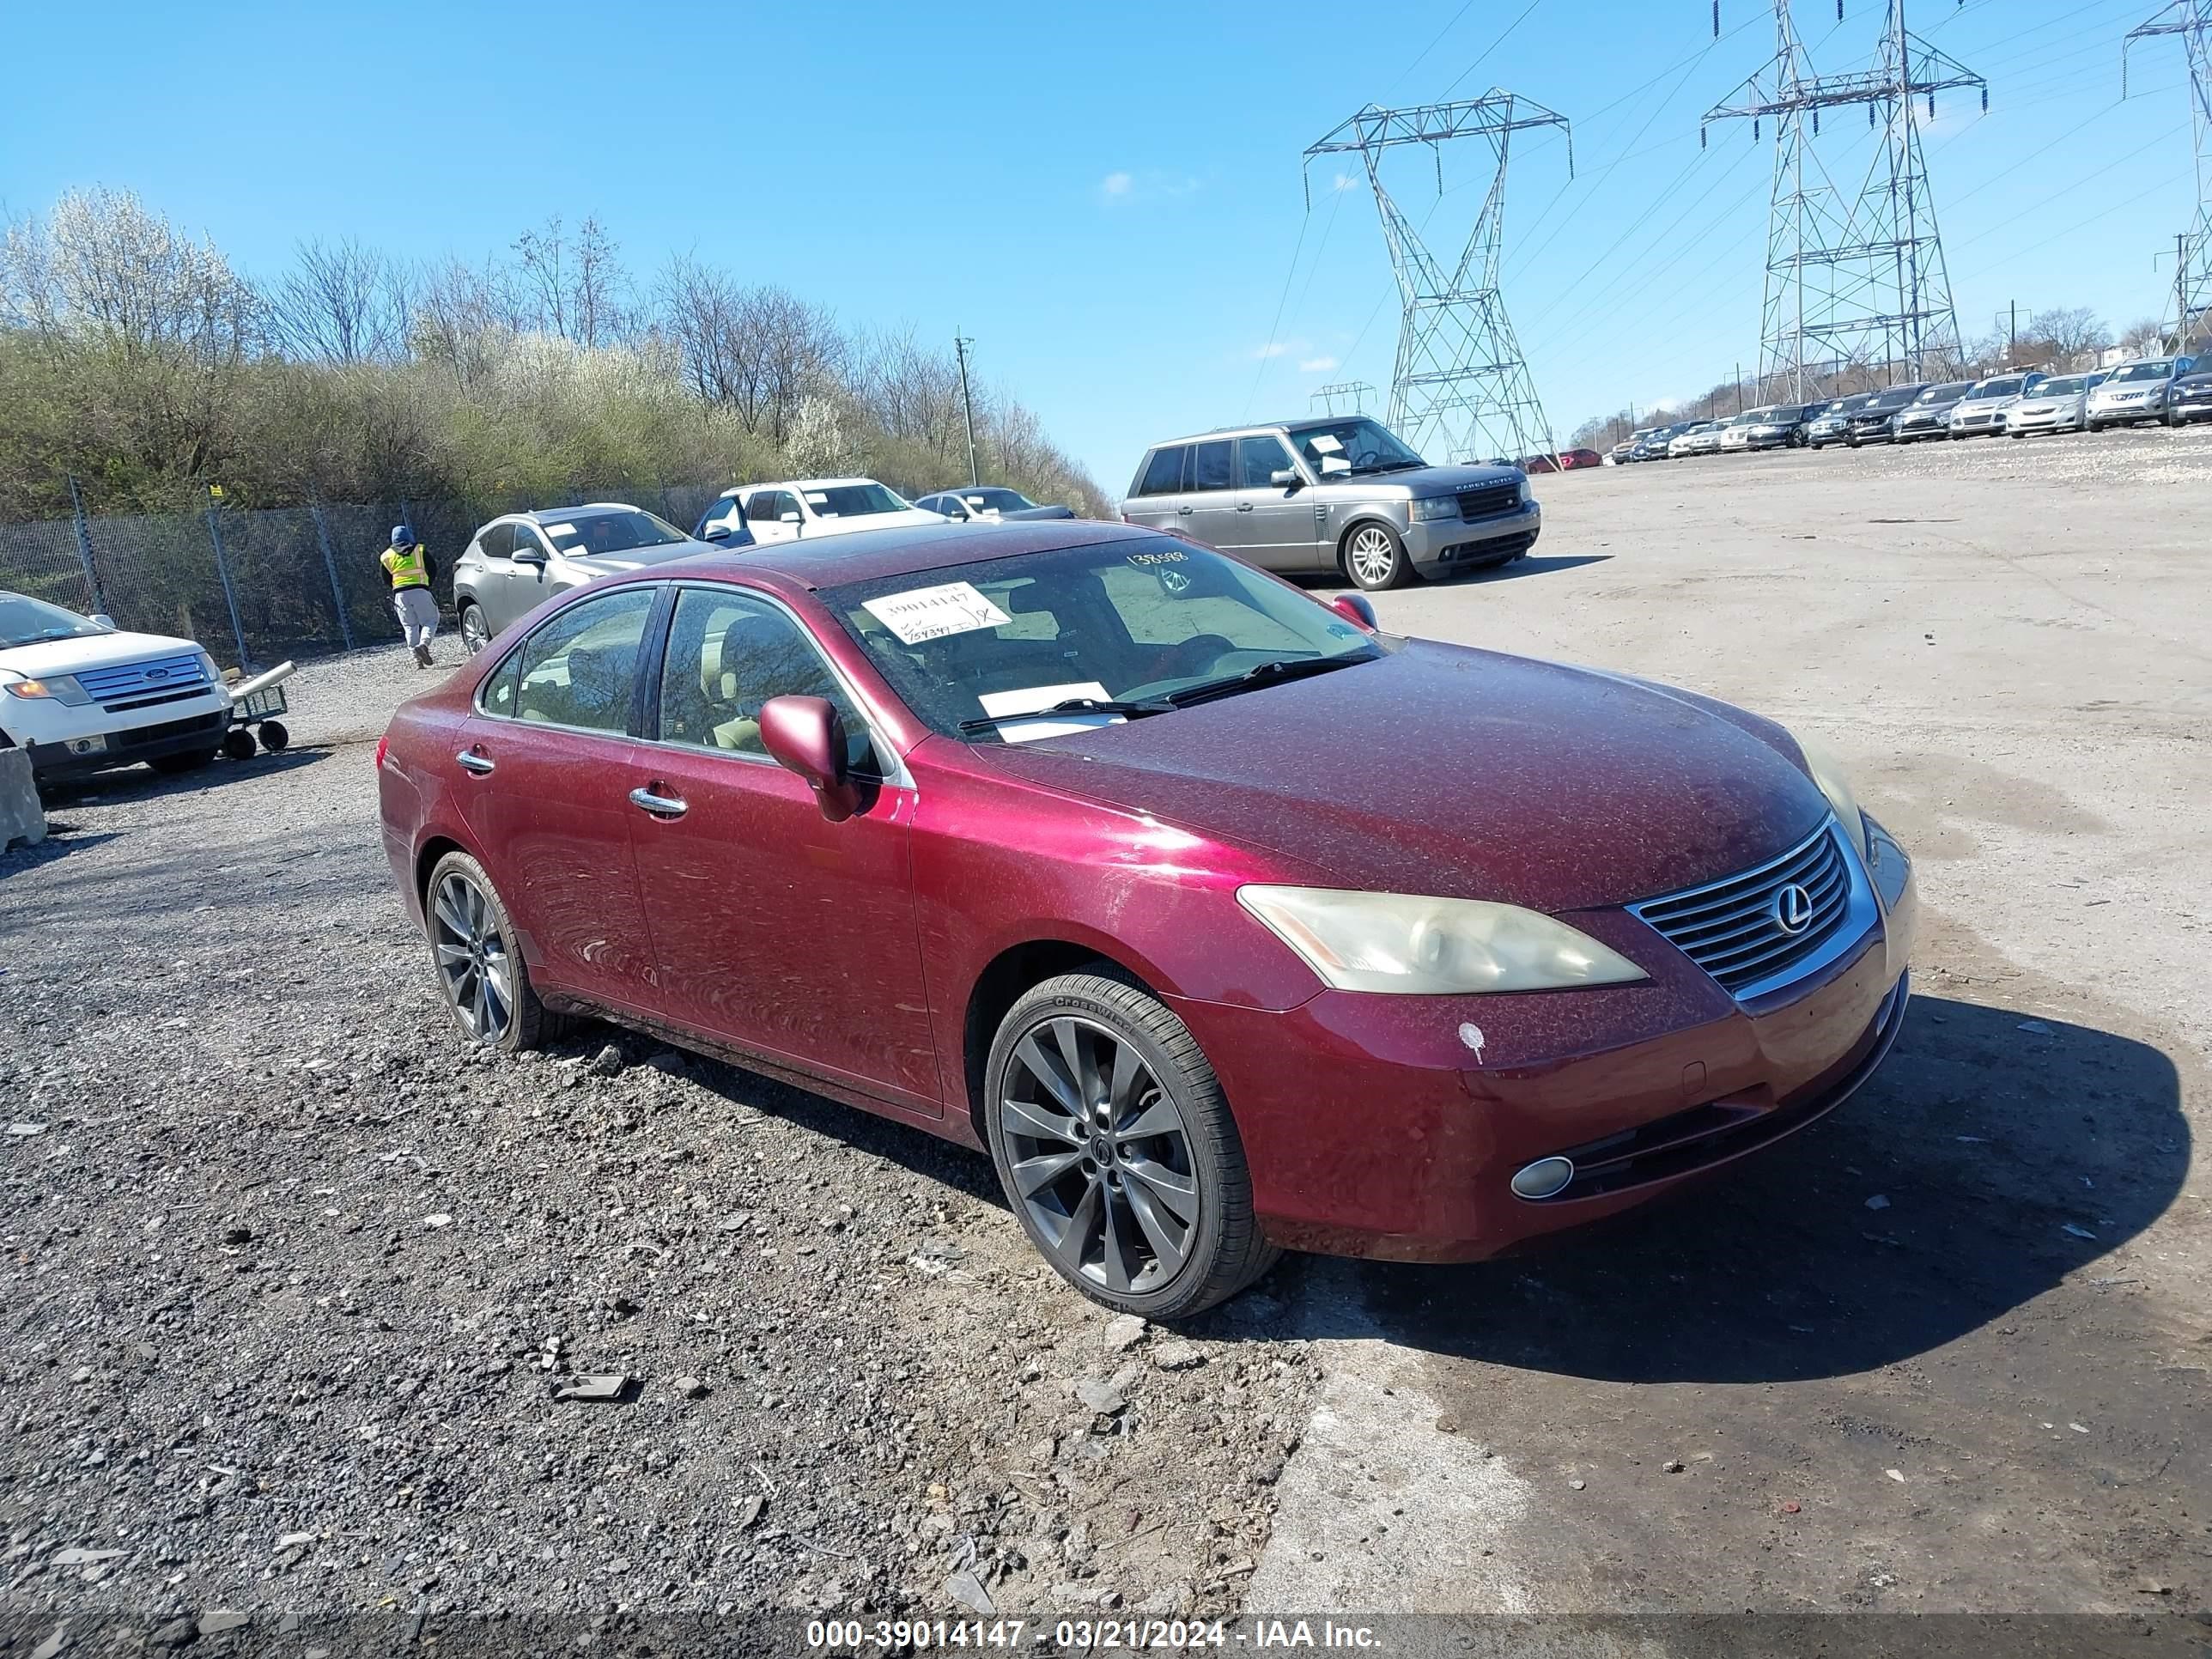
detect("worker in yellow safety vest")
(381, 526), (441, 668)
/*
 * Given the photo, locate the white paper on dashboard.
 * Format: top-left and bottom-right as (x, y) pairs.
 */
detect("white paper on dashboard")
(863, 580), (1013, 644)
(976, 681), (1124, 744)
(1308, 433), (1344, 453)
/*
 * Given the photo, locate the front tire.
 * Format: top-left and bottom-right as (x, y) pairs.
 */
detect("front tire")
(459, 602), (492, 657)
(985, 973), (1278, 1320)
(1342, 522), (1413, 592)
(424, 850), (556, 1054)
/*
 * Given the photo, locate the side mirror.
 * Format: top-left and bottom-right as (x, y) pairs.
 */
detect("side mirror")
(703, 524), (732, 543)
(759, 695), (860, 823)
(1330, 593), (1378, 630)
(1268, 467), (1303, 489)
(513, 547), (548, 567)
(1318, 455), (1352, 477)
(778, 512), (802, 525)
(89, 613), (117, 630)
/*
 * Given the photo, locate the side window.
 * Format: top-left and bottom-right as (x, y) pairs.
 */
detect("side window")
(1237, 435), (1297, 489)
(1137, 447), (1187, 496)
(477, 522), (514, 561)
(512, 524), (550, 561)
(1190, 439), (1233, 492)
(478, 644), (523, 717)
(658, 589), (878, 774)
(513, 586), (657, 732)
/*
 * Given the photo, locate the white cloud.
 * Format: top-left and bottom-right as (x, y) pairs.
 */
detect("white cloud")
(1332, 172), (1359, 192)
(1253, 342), (1291, 359)
(1299, 356), (1340, 373)
(1099, 169), (1202, 207)
(1101, 171), (1133, 198)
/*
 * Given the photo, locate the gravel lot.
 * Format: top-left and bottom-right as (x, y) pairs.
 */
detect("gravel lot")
(3, 422), (2208, 1651)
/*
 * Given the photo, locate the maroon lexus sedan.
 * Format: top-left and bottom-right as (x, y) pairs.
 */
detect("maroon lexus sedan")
(376, 521), (1915, 1318)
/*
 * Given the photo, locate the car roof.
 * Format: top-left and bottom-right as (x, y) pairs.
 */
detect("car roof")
(511, 503), (639, 525)
(642, 519), (1152, 592)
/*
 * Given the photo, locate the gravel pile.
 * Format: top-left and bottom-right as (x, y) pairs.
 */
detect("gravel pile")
(0, 644), (1314, 1636)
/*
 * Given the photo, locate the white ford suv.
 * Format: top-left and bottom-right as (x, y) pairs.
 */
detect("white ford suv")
(0, 592), (233, 781)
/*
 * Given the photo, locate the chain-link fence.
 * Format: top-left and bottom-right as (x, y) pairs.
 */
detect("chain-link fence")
(0, 480), (737, 672)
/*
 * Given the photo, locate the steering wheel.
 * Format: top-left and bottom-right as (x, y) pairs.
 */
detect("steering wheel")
(1152, 634), (1237, 684)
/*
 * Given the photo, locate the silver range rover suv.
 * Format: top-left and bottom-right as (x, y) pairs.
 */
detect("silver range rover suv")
(1116, 416), (1539, 592)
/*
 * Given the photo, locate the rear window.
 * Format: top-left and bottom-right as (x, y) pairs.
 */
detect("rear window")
(1135, 447), (1186, 495)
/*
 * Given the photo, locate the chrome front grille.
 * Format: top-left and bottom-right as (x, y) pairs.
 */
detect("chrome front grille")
(1631, 820), (1857, 998)
(76, 653), (211, 708)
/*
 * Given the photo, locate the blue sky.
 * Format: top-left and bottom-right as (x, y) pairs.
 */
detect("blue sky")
(3, 0), (2198, 490)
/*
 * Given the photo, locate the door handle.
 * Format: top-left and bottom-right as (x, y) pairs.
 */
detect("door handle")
(629, 786), (688, 819)
(1176, 505), (1194, 515)
(456, 750), (495, 775)
(1236, 502), (1255, 513)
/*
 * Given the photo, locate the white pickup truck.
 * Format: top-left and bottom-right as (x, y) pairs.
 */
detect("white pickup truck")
(0, 591), (236, 782)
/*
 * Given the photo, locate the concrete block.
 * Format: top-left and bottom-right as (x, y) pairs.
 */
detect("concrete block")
(0, 748), (46, 851)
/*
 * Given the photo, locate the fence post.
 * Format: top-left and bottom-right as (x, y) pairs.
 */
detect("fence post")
(202, 485), (252, 672)
(307, 496), (358, 652)
(65, 475), (108, 617)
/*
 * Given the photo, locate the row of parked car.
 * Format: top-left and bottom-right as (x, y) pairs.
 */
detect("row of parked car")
(1610, 355), (2209, 461)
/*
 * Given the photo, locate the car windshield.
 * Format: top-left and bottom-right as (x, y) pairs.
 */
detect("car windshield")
(1969, 377), (2029, 398)
(1917, 382), (1974, 403)
(2109, 360), (2176, 382)
(0, 592), (110, 648)
(1284, 417), (1425, 477)
(537, 509), (688, 556)
(803, 483), (909, 519)
(2036, 376), (2088, 397)
(1868, 388), (1920, 410)
(823, 539), (1386, 744)
(957, 488), (1036, 513)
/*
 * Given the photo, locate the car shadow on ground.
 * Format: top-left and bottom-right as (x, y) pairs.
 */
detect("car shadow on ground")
(0, 828), (123, 876)
(1240, 992), (2187, 1383)
(35, 747), (330, 809)
(1460, 552), (1613, 583)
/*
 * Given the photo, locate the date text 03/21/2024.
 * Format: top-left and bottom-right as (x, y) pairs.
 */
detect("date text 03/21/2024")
(805, 1618), (1383, 1650)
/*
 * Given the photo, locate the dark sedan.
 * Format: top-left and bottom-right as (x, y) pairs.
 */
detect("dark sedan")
(915, 487), (1077, 522)
(2169, 371), (2212, 425)
(377, 522), (1916, 1318)
(1844, 385), (1929, 447)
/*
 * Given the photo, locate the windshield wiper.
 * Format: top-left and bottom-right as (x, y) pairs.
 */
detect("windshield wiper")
(1165, 653), (1369, 708)
(957, 696), (1172, 734)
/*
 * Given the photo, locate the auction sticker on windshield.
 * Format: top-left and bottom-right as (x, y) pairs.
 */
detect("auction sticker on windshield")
(862, 582), (1012, 645)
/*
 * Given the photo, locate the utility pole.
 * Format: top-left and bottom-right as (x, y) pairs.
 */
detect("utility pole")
(952, 331), (981, 487)
(1705, 2), (1984, 387)
(2125, 3), (2212, 351)
(1305, 92), (1575, 467)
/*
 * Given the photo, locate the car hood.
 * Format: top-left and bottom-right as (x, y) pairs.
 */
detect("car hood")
(562, 538), (720, 579)
(977, 640), (1829, 912)
(1322, 462), (1520, 496)
(0, 628), (207, 678)
(1954, 396), (2019, 412)
(1003, 504), (1078, 520)
(1899, 400), (1960, 418)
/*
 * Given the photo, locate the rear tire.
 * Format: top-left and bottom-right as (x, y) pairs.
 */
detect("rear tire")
(459, 602), (491, 657)
(424, 850), (559, 1054)
(1342, 522), (1413, 592)
(984, 973), (1279, 1320)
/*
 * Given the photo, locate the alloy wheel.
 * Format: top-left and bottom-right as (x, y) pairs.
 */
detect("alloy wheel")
(430, 871), (514, 1042)
(1000, 1016), (1199, 1295)
(1348, 526), (1398, 588)
(459, 605), (490, 655)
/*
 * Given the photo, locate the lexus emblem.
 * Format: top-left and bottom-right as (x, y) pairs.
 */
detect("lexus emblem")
(1773, 883), (1814, 935)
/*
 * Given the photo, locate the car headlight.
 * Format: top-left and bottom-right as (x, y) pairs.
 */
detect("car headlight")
(1237, 885), (1647, 994)
(1517, 476), (1533, 503)
(3, 673), (91, 706)
(1789, 729), (1871, 863)
(1408, 495), (1460, 523)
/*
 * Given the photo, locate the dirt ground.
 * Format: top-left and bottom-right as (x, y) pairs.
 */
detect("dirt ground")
(1255, 425), (2212, 1632)
(2, 424), (2208, 1650)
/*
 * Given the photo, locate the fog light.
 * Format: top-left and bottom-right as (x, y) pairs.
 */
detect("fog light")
(1510, 1156), (1576, 1200)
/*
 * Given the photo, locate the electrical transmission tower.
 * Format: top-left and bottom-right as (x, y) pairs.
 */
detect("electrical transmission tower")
(1306, 94), (1572, 465)
(2124, 2), (2212, 349)
(1309, 380), (1378, 415)
(1704, 2), (1984, 392)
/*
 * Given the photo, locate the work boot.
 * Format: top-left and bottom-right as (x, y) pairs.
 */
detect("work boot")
(413, 644), (433, 668)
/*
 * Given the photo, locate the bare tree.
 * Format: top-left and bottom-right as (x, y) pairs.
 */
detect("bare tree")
(265, 236), (413, 364)
(510, 213), (629, 348)
(410, 254), (520, 387)
(2034, 307), (2110, 358)
(511, 214), (569, 341)
(2118, 316), (2166, 353)
(656, 252), (744, 404)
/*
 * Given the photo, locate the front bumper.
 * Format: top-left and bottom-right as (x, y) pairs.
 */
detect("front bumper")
(8, 687), (234, 780)
(1845, 422), (1896, 444)
(1403, 500), (1541, 574)
(2006, 405), (2078, 432)
(1184, 823), (1917, 1263)
(1948, 410), (2007, 434)
(2089, 398), (2162, 423)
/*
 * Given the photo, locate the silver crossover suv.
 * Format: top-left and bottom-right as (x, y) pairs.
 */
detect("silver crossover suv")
(452, 504), (716, 652)
(2085, 356), (2197, 429)
(1118, 416), (1537, 592)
